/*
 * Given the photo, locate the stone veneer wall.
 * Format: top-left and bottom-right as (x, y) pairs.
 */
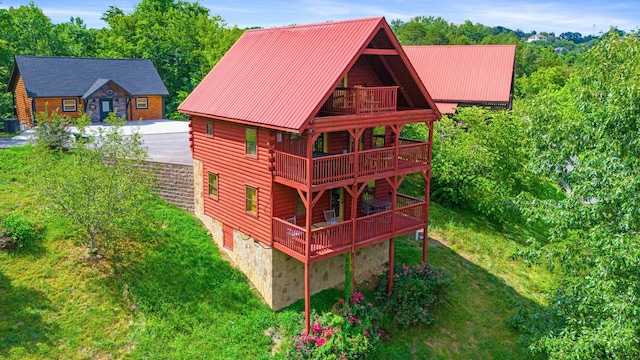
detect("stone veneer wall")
(193, 159), (389, 309)
(141, 160), (194, 212)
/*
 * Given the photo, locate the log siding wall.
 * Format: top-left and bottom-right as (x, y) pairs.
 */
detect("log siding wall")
(13, 74), (33, 124)
(192, 115), (273, 245)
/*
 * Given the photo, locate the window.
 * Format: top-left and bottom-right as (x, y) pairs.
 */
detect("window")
(136, 97), (148, 109)
(245, 127), (257, 156)
(208, 172), (218, 198)
(62, 99), (77, 112)
(313, 134), (324, 153)
(206, 122), (213, 136)
(338, 74), (348, 88)
(245, 186), (257, 215)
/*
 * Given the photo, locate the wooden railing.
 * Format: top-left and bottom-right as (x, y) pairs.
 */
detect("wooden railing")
(273, 217), (307, 256)
(273, 195), (426, 259)
(320, 86), (398, 115)
(274, 141), (429, 186)
(396, 193), (422, 208)
(357, 147), (395, 176)
(396, 202), (427, 230)
(274, 152), (307, 184)
(398, 143), (429, 170)
(355, 210), (393, 242)
(312, 153), (354, 185)
(310, 221), (353, 254)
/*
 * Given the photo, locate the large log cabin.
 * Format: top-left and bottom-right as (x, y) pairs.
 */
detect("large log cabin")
(179, 17), (441, 333)
(7, 56), (168, 125)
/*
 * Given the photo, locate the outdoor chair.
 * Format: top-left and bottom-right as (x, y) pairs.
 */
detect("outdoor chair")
(323, 209), (337, 224)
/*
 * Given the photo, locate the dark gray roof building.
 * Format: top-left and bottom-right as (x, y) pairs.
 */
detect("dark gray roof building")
(8, 56), (168, 97)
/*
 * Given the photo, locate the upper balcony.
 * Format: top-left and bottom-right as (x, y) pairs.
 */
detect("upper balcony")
(320, 86), (398, 115)
(273, 138), (430, 188)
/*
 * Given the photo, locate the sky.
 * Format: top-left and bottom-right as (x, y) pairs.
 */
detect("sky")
(1, 0), (639, 36)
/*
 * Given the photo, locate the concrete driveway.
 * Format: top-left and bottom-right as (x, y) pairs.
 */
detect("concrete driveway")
(1, 119), (192, 164)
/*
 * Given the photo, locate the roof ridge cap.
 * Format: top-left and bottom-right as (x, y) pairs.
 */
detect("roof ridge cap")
(245, 17), (383, 33)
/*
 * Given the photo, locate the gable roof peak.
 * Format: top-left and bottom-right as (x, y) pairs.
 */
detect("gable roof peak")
(245, 17), (385, 33)
(179, 16), (439, 131)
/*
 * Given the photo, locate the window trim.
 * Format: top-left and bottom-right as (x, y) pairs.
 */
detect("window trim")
(245, 185), (258, 216)
(206, 122), (213, 137)
(245, 127), (257, 157)
(62, 99), (77, 112)
(136, 97), (148, 109)
(208, 172), (218, 199)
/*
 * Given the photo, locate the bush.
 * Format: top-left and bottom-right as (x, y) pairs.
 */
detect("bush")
(288, 292), (382, 359)
(33, 106), (90, 150)
(377, 263), (452, 328)
(2, 211), (38, 251)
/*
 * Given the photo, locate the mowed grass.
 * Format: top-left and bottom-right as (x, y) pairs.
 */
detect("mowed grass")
(0, 146), (554, 359)
(373, 203), (555, 359)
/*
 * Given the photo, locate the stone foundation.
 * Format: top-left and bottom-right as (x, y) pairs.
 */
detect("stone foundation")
(193, 159), (389, 309)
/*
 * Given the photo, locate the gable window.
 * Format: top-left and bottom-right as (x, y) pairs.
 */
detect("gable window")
(245, 127), (257, 156)
(208, 172), (218, 198)
(245, 186), (257, 215)
(136, 97), (148, 109)
(206, 122), (213, 136)
(62, 99), (77, 112)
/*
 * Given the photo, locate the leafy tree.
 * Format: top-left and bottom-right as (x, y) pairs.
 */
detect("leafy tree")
(96, 0), (243, 118)
(516, 30), (640, 359)
(403, 107), (540, 224)
(51, 17), (98, 57)
(559, 31), (582, 42)
(33, 112), (156, 264)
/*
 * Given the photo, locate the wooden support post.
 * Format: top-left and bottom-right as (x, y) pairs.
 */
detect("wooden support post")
(387, 237), (394, 294)
(303, 131), (314, 334)
(304, 261), (311, 334)
(423, 120), (434, 264)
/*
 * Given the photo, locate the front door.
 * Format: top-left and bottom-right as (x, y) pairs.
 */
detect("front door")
(100, 98), (113, 121)
(330, 187), (345, 222)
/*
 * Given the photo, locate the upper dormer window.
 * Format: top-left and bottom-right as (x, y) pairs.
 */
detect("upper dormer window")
(338, 74), (348, 88)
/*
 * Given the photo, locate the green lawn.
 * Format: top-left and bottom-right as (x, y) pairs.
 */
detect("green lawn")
(0, 146), (553, 359)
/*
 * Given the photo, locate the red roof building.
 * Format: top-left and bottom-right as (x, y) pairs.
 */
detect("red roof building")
(180, 17), (440, 333)
(403, 45), (516, 114)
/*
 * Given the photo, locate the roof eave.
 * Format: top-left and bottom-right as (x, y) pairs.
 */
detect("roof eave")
(180, 109), (303, 133)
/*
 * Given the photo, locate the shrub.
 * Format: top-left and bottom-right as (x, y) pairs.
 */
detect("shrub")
(33, 106), (90, 150)
(377, 263), (452, 328)
(288, 292), (382, 359)
(2, 211), (38, 251)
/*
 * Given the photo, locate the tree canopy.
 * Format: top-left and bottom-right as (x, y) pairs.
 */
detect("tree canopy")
(0, 0), (242, 119)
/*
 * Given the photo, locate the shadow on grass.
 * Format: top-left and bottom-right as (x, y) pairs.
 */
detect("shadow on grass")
(97, 201), (277, 358)
(0, 271), (57, 357)
(94, 202), (266, 316)
(375, 237), (545, 360)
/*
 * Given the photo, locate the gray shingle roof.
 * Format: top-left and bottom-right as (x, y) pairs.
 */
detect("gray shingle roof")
(11, 56), (169, 97)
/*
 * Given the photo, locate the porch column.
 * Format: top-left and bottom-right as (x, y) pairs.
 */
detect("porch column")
(387, 237), (394, 294)
(423, 120), (435, 264)
(304, 131), (315, 335)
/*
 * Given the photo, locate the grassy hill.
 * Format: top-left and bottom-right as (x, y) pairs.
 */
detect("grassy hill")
(0, 146), (553, 359)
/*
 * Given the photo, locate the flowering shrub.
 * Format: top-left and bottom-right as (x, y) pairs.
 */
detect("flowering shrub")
(288, 292), (382, 359)
(377, 263), (452, 328)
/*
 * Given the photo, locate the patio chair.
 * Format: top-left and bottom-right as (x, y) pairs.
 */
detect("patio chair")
(323, 209), (337, 225)
(284, 216), (303, 244)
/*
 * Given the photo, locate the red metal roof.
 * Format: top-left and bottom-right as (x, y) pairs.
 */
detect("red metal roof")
(435, 102), (458, 114)
(179, 17), (439, 132)
(403, 45), (515, 105)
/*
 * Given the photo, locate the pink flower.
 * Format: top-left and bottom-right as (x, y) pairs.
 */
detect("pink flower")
(316, 338), (327, 346)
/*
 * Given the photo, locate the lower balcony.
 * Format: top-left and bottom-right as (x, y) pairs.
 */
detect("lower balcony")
(272, 194), (426, 262)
